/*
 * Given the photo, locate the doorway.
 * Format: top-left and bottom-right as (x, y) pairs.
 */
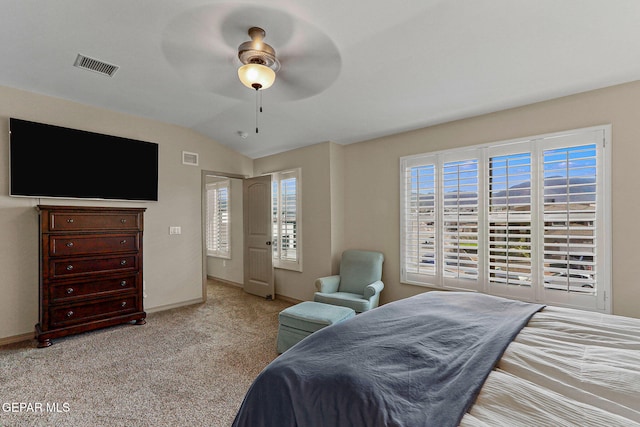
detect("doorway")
(201, 171), (245, 301)
(201, 170), (275, 301)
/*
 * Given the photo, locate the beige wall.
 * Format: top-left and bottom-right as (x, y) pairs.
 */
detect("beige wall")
(342, 80), (640, 318)
(3, 79), (639, 343)
(0, 85), (253, 342)
(329, 143), (345, 273)
(254, 142), (339, 302)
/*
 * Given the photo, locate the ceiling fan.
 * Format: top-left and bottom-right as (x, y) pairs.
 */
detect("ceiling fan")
(161, 4), (342, 103)
(235, 26), (280, 133)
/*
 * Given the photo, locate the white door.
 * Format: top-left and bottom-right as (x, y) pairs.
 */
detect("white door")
(243, 175), (274, 298)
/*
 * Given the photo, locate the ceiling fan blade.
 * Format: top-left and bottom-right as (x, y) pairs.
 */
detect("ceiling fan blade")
(161, 4), (246, 98)
(273, 49), (341, 101)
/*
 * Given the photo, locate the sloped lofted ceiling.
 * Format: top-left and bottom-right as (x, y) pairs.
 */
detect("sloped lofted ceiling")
(2, 0), (640, 158)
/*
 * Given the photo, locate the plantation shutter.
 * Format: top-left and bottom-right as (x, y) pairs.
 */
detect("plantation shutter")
(441, 158), (479, 281)
(541, 135), (599, 297)
(279, 173), (297, 261)
(206, 180), (230, 258)
(486, 149), (534, 298)
(402, 160), (437, 282)
(272, 168), (302, 270)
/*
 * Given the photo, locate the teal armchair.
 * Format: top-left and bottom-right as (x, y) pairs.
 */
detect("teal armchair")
(314, 250), (384, 313)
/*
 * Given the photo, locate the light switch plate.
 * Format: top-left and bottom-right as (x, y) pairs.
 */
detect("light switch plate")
(169, 226), (181, 235)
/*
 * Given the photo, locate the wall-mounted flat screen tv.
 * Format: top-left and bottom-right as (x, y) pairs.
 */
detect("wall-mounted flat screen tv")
(9, 118), (159, 201)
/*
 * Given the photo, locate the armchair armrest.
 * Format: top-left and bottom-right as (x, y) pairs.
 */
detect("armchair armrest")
(315, 275), (341, 293)
(363, 280), (384, 299)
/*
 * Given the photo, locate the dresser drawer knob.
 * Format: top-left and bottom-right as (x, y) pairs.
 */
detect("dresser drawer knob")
(120, 260), (127, 266)
(65, 242), (74, 248)
(66, 288), (74, 294)
(120, 218), (127, 224)
(120, 240), (127, 245)
(121, 301), (127, 308)
(66, 265), (74, 271)
(66, 218), (74, 224)
(120, 280), (127, 287)
(66, 311), (74, 318)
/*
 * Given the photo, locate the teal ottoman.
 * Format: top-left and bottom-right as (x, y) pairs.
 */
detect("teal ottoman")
(277, 301), (356, 353)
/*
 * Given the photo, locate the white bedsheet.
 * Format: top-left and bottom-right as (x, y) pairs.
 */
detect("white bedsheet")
(461, 306), (640, 427)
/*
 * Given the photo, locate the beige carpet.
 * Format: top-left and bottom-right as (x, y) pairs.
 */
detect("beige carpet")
(0, 280), (292, 427)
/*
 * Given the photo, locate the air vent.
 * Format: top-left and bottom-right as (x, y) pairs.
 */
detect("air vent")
(182, 151), (199, 166)
(73, 54), (119, 77)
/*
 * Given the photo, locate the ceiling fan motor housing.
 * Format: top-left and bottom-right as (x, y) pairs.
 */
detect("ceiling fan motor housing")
(238, 27), (279, 71)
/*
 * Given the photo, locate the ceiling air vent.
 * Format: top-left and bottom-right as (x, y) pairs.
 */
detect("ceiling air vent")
(73, 54), (119, 77)
(182, 151), (199, 166)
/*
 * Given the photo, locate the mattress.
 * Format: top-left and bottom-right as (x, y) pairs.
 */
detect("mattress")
(461, 306), (640, 427)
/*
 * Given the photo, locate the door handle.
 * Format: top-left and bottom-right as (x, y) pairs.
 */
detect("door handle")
(266, 241), (272, 246)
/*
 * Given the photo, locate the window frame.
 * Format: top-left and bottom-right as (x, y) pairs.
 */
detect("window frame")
(205, 179), (231, 259)
(400, 125), (611, 313)
(271, 168), (302, 272)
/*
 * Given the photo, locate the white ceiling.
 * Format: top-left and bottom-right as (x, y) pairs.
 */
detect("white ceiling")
(2, 1), (640, 159)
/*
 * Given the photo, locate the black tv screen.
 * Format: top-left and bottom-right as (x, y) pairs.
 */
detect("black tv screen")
(10, 118), (159, 201)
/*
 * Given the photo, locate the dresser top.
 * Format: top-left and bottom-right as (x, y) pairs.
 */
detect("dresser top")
(37, 205), (146, 213)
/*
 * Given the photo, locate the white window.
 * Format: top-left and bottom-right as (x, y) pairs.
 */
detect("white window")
(272, 168), (302, 271)
(400, 126), (611, 312)
(206, 180), (230, 258)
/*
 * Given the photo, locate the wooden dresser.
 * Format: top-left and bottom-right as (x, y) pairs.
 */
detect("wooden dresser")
(36, 205), (146, 347)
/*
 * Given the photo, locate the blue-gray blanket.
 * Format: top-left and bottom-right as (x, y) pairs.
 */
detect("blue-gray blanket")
(232, 291), (544, 427)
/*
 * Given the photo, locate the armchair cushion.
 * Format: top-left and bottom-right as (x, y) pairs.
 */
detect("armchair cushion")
(315, 275), (341, 294)
(339, 250), (384, 294)
(314, 292), (372, 313)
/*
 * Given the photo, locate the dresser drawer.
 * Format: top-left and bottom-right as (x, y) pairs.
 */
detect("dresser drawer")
(51, 275), (137, 303)
(50, 295), (139, 328)
(50, 255), (138, 279)
(47, 211), (142, 232)
(48, 233), (139, 257)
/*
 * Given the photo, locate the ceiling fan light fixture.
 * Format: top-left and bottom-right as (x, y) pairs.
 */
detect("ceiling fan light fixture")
(238, 63), (276, 90)
(237, 27), (279, 91)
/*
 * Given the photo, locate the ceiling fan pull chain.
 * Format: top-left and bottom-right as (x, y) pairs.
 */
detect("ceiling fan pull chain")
(255, 88), (260, 133)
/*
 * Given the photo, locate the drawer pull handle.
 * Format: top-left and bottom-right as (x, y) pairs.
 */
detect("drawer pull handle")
(121, 301), (127, 308)
(120, 260), (127, 266)
(120, 219), (127, 224)
(66, 265), (74, 271)
(65, 242), (74, 247)
(120, 280), (127, 287)
(67, 218), (74, 224)
(66, 311), (74, 318)
(66, 288), (74, 294)
(120, 240), (127, 245)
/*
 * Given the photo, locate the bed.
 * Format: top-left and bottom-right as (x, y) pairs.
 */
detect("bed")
(232, 291), (640, 427)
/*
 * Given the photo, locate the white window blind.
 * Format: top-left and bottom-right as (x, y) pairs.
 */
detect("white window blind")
(541, 140), (599, 300)
(442, 158), (479, 282)
(487, 150), (533, 299)
(272, 168), (302, 271)
(401, 125), (610, 312)
(404, 162), (437, 278)
(206, 180), (230, 258)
